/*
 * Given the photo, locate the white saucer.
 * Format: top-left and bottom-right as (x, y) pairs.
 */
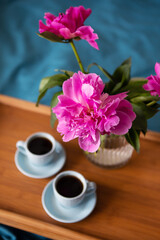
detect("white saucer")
(15, 141), (66, 179)
(42, 179), (97, 223)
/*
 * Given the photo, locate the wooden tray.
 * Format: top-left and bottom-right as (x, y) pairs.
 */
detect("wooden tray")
(0, 94), (160, 240)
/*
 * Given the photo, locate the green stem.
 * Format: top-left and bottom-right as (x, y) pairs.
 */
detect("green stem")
(70, 40), (85, 73)
(146, 100), (157, 107)
(100, 134), (106, 149)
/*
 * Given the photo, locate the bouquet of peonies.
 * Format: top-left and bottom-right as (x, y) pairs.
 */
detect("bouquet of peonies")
(37, 6), (160, 153)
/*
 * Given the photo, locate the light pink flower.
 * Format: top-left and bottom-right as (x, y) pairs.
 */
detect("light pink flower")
(39, 6), (99, 50)
(53, 72), (136, 152)
(143, 62), (160, 97)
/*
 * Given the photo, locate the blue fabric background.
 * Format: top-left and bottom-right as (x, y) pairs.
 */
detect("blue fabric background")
(0, 0), (160, 131)
(0, 224), (50, 240)
(0, 0), (160, 238)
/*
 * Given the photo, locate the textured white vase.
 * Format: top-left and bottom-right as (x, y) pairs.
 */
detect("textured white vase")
(85, 135), (134, 168)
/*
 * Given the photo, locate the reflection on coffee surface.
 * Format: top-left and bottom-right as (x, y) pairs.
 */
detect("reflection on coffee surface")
(56, 176), (83, 198)
(28, 137), (52, 155)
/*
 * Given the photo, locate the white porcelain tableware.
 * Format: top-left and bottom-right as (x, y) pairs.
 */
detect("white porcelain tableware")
(15, 141), (66, 179)
(52, 170), (96, 208)
(16, 132), (56, 166)
(42, 179), (97, 223)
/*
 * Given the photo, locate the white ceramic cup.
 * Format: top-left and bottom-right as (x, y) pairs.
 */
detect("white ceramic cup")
(16, 132), (56, 166)
(53, 170), (96, 208)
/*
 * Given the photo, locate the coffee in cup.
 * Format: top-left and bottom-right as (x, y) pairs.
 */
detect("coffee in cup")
(28, 136), (52, 155)
(16, 132), (56, 166)
(56, 175), (83, 198)
(53, 170), (96, 208)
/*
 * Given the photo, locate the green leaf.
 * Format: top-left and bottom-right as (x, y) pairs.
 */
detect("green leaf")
(132, 102), (159, 120)
(130, 95), (159, 103)
(87, 59), (131, 94)
(125, 127), (140, 152)
(39, 74), (68, 92)
(132, 113), (147, 134)
(39, 76), (51, 92)
(131, 100), (160, 135)
(36, 89), (47, 107)
(112, 57), (131, 86)
(104, 81), (115, 94)
(105, 58), (132, 94)
(36, 74), (68, 106)
(87, 63), (113, 81)
(121, 78), (148, 99)
(37, 32), (69, 43)
(110, 81), (124, 94)
(54, 69), (74, 78)
(131, 102), (151, 134)
(50, 91), (63, 128)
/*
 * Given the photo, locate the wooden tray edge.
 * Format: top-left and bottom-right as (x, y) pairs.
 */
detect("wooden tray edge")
(0, 94), (50, 115)
(0, 209), (100, 240)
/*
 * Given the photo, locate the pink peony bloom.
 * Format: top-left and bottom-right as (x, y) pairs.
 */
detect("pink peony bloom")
(98, 93), (136, 135)
(143, 62), (160, 97)
(39, 6), (99, 50)
(53, 72), (136, 152)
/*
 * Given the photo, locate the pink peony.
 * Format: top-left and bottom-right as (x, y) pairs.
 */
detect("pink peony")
(143, 62), (160, 97)
(97, 93), (136, 135)
(53, 72), (136, 152)
(39, 6), (99, 50)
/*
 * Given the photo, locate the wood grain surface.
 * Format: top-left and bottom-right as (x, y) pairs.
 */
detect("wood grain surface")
(0, 94), (160, 240)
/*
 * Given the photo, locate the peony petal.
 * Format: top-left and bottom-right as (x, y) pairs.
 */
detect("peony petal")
(155, 62), (160, 78)
(44, 12), (56, 25)
(83, 73), (104, 97)
(117, 99), (136, 121)
(144, 75), (160, 97)
(59, 27), (75, 39)
(76, 26), (99, 50)
(50, 21), (66, 35)
(62, 130), (77, 142)
(111, 111), (132, 135)
(57, 95), (76, 106)
(143, 81), (153, 91)
(144, 62), (160, 97)
(107, 92), (128, 102)
(82, 83), (94, 98)
(64, 6), (91, 32)
(72, 72), (84, 103)
(104, 115), (120, 132)
(87, 40), (99, 51)
(102, 98), (120, 116)
(62, 77), (73, 98)
(78, 130), (100, 152)
(39, 20), (50, 33)
(149, 80), (160, 96)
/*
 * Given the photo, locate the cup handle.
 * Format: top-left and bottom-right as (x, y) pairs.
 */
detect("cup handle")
(16, 141), (26, 155)
(86, 181), (96, 196)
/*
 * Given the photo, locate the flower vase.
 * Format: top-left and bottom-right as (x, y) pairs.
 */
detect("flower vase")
(84, 135), (134, 168)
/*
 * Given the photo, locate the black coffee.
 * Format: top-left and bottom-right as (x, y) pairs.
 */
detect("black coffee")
(56, 176), (83, 198)
(28, 137), (52, 155)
